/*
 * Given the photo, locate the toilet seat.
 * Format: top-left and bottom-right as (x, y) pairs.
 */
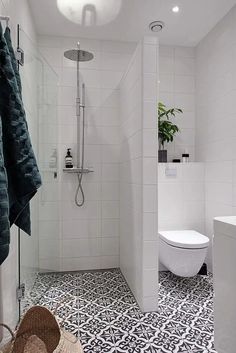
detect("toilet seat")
(159, 230), (209, 249)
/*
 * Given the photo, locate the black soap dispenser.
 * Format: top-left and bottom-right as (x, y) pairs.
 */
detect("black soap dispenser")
(65, 148), (73, 168)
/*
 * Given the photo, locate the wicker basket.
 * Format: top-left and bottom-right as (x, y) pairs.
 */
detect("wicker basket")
(0, 306), (83, 353)
(0, 324), (14, 353)
(0, 331), (47, 353)
(22, 335), (47, 353)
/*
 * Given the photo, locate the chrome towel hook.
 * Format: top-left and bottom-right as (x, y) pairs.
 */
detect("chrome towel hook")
(0, 16), (10, 27)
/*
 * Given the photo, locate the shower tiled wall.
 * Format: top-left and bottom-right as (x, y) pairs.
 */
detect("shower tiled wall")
(38, 35), (136, 271)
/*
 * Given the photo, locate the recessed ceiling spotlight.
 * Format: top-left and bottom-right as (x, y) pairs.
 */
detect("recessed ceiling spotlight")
(149, 21), (165, 32)
(172, 6), (180, 13)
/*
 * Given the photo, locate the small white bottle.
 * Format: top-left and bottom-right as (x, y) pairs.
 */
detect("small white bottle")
(49, 148), (57, 169)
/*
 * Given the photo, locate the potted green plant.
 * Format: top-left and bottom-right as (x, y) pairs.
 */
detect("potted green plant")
(158, 102), (183, 162)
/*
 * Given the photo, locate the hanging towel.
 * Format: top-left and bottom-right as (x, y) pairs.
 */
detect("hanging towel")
(3, 25), (36, 236)
(0, 23), (41, 264)
(4, 26), (22, 95)
(0, 116), (10, 265)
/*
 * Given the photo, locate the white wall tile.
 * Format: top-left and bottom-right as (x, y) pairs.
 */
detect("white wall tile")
(143, 213), (157, 241)
(143, 242), (158, 269)
(102, 164), (119, 182)
(102, 201), (120, 219)
(120, 38), (158, 312)
(143, 44), (158, 73)
(100, 255), (119, 269)
(100, 71), (123, 89)
(101, 237), (119, 256)
(62, 219), (89, 238)
(39, 47), (63, 68)
(159, 56), (174, 74)
(143, 269), (158, 297)
(174, 75), (195, 93)
(143, 101), (158, 129)
(159, 74), (174, 92)
(143, 185), (157, 213)
(175, 47), (195, 58)
(102, 219), (119, 237)
(61, 257), (101, 272)
(62, 238), (101, 258)
(143, 129), (158, 157)
(101, 182), (119, 201)
(143, 158), (157, 184)
(39, 257), (61, 272)
(39, 237), (60, 259)
(144, 74), (158, 101)
(101, 52), (132, 72)
(174, 57), (195, 75)
(196, 8), (236, 269)
(159, 46), (174, 58)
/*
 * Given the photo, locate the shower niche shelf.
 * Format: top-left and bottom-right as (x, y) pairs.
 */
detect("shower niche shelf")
(63, 167), (94, 174)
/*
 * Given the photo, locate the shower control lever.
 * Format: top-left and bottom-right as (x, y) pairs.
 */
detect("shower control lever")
(76, 98), (80, 116)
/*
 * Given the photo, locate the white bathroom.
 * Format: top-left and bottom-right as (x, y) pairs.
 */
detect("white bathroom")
(0, 1), (236, 353)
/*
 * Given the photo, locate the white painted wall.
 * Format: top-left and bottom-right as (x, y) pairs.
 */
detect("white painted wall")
(120, 37), (159, 312)
(0, 0), (37, 338)
(196, 5), (236, 269)
(37, 35), (136, 271)
(159, 46), (195, 162)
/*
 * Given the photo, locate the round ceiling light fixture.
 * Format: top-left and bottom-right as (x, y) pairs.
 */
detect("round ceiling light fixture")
(149, 21), (165, 33)
(57, 0), (122, 27)
(172, 6), (180, 13)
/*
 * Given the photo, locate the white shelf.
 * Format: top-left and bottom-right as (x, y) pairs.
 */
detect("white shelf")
(63, 167), (94, 174)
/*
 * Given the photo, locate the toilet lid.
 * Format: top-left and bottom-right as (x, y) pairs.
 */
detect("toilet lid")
(159, 230), (209, 249)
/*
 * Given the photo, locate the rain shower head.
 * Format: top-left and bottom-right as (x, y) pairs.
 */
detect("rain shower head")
(64, 49), (94, 62)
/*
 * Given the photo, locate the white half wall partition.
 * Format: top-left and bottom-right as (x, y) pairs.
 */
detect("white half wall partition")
(119, 37), (159, 312)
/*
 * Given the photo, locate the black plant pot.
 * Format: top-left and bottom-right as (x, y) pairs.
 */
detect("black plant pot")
(158, 150), (167, 163)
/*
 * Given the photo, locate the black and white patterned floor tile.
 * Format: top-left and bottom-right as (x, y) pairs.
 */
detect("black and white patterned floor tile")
(23, 269), (216, 353)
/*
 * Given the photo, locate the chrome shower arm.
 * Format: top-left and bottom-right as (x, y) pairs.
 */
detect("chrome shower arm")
(76, 42), (81, 117)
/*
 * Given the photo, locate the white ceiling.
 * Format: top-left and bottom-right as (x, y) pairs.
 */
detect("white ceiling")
(28, 0), (236, 46)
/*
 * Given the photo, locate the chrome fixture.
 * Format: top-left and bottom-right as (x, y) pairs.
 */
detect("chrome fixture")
(64, 49), (94, 62)
(63, 42), (94, 207)
(0, 16), (10, 26)
(149, 21), (165, 32)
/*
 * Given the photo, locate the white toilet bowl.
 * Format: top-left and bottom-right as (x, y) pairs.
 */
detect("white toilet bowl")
(159, 230), (209, 277)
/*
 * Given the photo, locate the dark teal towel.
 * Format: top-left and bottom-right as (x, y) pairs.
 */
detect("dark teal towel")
(3, 26), (37, 236)
(4, 27), (22, 95)
(0, 24), (41, 264)
(0, 116), (10, 265)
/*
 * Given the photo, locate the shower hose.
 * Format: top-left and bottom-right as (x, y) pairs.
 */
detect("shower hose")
(75, 106), (85, 207)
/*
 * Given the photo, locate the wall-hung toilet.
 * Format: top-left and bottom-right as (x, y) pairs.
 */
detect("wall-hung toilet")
(159, 230), (209, 277)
